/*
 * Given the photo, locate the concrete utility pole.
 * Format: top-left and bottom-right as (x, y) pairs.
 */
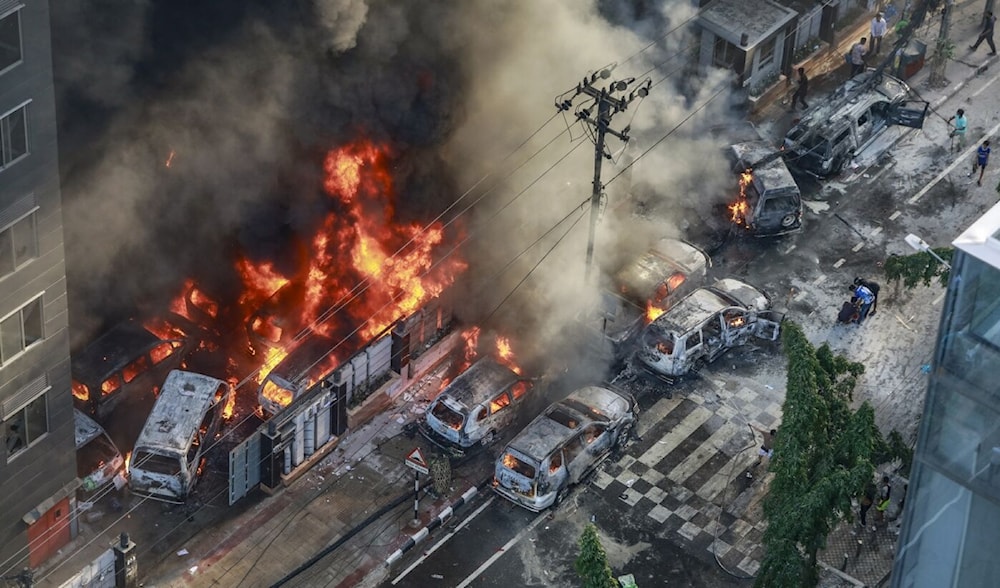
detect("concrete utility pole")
(930, 0), (954, 87)
(556, 67), (651, 281)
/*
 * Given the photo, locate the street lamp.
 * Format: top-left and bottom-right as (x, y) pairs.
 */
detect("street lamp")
(905, 233), (952, 270)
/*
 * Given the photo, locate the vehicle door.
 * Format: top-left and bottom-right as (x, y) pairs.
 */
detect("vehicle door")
(701, 314), (726, 358)
(540, 449), (567, 497)
(887, 101), (929, 129)
(681, 330), (703, 366)
(752, 310), (784, 341)
(488, 388), (516, 432)
(721, 308), (755, 349)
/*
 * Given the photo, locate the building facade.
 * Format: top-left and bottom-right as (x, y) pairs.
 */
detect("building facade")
(891, 202), (1000, 586)
(0, 0), (78, 572)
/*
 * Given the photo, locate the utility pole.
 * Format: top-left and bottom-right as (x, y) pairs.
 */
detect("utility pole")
(929, 0), (954, 87)
(557, 67), (651, 281)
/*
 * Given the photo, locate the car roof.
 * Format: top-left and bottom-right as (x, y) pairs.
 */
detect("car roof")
(134, 370), (227, 456)
(614, 238), (709, 302)
(268, 333), (336, 383)
(72, 322), (166, 386)
(437, 357), (520, 409)
(73, 409), (105, 448)
(649, 279), (769, 333)
(508, 386), (631, 460)
(788, 71), (909, 140)
(730, 141), (799, 192)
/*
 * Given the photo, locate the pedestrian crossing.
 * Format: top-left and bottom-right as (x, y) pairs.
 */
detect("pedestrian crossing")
(590, 373), (785, 576)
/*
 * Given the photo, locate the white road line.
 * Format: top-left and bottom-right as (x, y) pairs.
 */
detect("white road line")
(812, 275), (827, 285)
(870, 164), (891, 183)
(784, 244), (796, 254)
(852, 242), (865, 252)
(391, 496), (497, 585)
(933, 292), (947, 306)
(869, 227), (883, 237)
(833, 258), (846, 268)
(908, 119), (1000, 204)
(970, 70), (1000, 98)
(889, 211), (902, 221)
(454, 509), (549, 588)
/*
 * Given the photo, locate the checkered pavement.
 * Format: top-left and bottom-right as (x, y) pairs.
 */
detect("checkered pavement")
(590, 375), (785, 576)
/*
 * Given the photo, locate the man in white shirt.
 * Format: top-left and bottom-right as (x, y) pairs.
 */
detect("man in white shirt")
(870, 12), (887, 55)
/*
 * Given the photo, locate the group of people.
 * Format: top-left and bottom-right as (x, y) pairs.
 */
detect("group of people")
(837, 277), (880, 326)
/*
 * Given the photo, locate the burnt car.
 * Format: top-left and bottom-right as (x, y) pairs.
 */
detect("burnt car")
(72, 321), (193, 422)
(74, 409), (125, 495)
(728, 141), (802, 236)
(128, 370), (233, 503)
(579, 238), (710, 356)
(493, 385), (637, 511)
(420, 357), (533, 456)
(636, 278), (782, 381)
(784, 71), (927, 177)
(258, 333), (337, 417)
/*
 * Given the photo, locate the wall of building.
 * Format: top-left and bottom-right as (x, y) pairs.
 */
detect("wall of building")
(0, 0), (77, 573)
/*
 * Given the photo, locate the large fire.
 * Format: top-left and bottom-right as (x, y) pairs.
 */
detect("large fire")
(728, 169), (754, 226)
(496, 336), (522, 375)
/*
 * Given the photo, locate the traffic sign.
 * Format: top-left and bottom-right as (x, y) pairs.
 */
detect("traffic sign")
(405, 447), (429, 474)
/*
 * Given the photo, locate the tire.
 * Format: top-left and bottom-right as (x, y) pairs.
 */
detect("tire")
(554, 485), (570, 507)
(480, 430), (496, 448)
(780, 213), (797, 228)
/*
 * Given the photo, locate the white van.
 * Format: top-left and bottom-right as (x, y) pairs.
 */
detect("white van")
(128, 370), (233, 503)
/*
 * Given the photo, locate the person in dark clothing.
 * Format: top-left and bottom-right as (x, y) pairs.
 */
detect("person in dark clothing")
(849, 283), (875, 323)
(875, 475), (892, 528)
(854, 277), (881, 315)
(790, 67), (809, 110)
(838, 300), (861, 324)
(971, 11), (998, 55)
(859, 481), (877, 528)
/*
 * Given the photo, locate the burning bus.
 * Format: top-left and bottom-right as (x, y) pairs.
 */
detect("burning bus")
(636, 278), (782, 381)
(727, 141), (802, 237)
(128, 370), (233, 503)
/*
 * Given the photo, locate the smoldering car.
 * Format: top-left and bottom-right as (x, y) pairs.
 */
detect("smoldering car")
(636, 278), (782, 381)
(493, 385), (637, 511)
(74, 409), (125, 495)
(420, 357), (533, 457)
(728, 141), (802, 236)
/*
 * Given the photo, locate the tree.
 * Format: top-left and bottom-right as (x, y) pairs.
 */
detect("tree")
(883, 248), (953, 290)
(755, 322), (883, 588)
(575, 523), (618, 588)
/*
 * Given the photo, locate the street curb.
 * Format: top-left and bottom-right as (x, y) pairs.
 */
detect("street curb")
(384, 483), (482, 566)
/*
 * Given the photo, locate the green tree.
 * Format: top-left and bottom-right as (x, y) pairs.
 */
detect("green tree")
(883, 248), (953, 290)
(755, 322), (883, 587)
(575, 523), (618, 588)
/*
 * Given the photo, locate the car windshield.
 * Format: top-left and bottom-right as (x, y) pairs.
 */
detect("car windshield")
(762, 195), (798, 214)
(431, 400), (464, 430)
(134, 450), (181, 476)
(642, 329), (676, 356)
(501, 451), (537, 479)
(77, 434), (118, 478)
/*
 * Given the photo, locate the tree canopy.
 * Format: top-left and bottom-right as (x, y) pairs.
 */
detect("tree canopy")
(576, 523), (618, 588)
(883, 248), (953, 289)
(755, 322), (883, 587)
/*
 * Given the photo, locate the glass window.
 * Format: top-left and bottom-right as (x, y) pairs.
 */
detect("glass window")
(1, 104), (29, 168)
(11, 214), (35, 266)
(22, 297), (41, 347)
(758, 37), (776, 69)
(713, 37), (739, 68)
(3, 393), (48, 459)
(564, 435), (586, 463)
(0, 225), (12, 276)
(122, 354), (149, 384)
(0, 296), (43, 365)
(489, 391), (512, 414)
(0, 10), (21, 73)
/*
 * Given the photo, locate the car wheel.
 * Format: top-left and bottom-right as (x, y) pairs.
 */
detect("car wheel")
(780, 213), (797, 228)
(480, 430), (496, 448)
(554, 485), (570, 507)
(616, 422), (635, 451)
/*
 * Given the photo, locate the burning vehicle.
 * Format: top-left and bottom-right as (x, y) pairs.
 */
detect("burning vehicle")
(783, 71), (927, 178)
(579, 238), (710, 357)
(493, 385), (636, 511)
(636, 278), (782, 381)
(128, 370), (233, 503)
(727, 141), (802, 236)
(71, 321), (195, 421)
(74, 409), (125, 495)
(257, 333), (340, 417)
(420, 357), (533, 456)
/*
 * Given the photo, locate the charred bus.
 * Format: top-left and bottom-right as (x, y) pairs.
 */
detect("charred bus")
(128, 370), (233, 503)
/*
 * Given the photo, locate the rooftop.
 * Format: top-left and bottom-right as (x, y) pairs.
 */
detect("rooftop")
(134, 370), (229, 455)
(698, 0), (796, 49)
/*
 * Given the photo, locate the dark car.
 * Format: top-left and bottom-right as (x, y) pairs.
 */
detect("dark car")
(728, 141), (802, 236)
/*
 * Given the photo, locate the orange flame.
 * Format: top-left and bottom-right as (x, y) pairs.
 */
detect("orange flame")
(495, 336), (522, 375)
(223, 381), (237, 420)
(143, 317), (187, 341)
(729, 169), (753, 225)
(646, 302), (665, 323)
(166, 150), (175, 168)
(72, 380), (89, 402)
(124, 451), (131, 475)
(462, 326), (480, 365)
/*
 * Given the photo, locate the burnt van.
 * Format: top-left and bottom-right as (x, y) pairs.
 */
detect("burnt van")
(728, 141), (802, 236)
(636, 278), (782, 381)
(420, 358), (533, 456)
(128, 370), (233, 503)
(494, 386), (636, 511)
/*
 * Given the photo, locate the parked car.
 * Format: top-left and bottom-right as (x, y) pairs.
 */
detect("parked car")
(578, 238), (710, 357)
(258, 333), (337, 417)
(728, 141), (802, 236)
(420, 357), (533, 457)
(783, 71), (928, 177)
(493, 385), (637, 511)
(128, 370), (233, 503)
(74, 409), (125, 495)
(72, 321), (194, 422)
(636, 278), (782, 381)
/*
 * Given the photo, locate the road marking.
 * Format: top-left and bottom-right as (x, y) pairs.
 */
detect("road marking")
(812, 275), (826, 286)
(869, 227), (882, 237)
(833, 258), (846, 268)
(455, 509), (549, 588)
(852, 242), (865, 252)
(391, 496), (497, 585)
(970, 69), (1000, 97)
(667, 421), (744, 484)
(889, 211), (902, 221)
(784, 244), (796, 254)
(870, 164), (891, 183)
(638, 407), (714, 467)
(908, 119), (1000, 204)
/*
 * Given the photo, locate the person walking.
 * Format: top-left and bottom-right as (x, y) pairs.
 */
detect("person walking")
(971, 11), (998, 56)
(859, 481), (877, 530)
(747, 424), (776, 479)
(971, 140), (991, 186)
(870, 12), (888, 55)
(853, 277), (880, 316)
(850, 37), (868, 78)
(790, 67), (809, 110)
(948, 109), (968, 153)
(874, 475), (892, 529)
